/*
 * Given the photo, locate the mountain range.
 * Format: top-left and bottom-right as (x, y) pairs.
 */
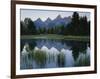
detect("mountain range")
(34, 15), (71, 29)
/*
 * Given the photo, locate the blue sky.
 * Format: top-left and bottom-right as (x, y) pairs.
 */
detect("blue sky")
(20, 9), (90, 21)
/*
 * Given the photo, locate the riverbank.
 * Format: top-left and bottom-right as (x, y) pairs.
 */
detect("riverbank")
(21, 34), (90, 42)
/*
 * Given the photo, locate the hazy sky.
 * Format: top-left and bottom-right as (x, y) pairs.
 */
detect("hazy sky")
(20, 9), (90, 21)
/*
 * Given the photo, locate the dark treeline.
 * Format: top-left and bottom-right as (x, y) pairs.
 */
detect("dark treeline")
(64, 12), (90, 36)
(21, 18), (37, 35)
(20, 12), (90, 36)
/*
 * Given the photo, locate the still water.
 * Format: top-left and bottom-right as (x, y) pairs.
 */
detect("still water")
(20, 39), (90, 69)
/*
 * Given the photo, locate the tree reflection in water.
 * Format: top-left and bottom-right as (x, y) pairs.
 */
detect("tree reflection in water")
(20, 39), (90, 69)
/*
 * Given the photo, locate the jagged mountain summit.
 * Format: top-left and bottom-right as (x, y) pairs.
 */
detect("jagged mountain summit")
(34, 15), (71, 29)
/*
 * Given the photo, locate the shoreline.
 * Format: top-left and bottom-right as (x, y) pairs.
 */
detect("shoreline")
(21, 34), (90, 42)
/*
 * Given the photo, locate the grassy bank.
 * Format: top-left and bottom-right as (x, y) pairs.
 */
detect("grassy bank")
(21, 34), (90, 42)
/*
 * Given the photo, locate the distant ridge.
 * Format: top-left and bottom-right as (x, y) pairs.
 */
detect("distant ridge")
(34, 15), (71, 29)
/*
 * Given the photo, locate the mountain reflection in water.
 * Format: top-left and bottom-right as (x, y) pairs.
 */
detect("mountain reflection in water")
(20, 39), (90, 69)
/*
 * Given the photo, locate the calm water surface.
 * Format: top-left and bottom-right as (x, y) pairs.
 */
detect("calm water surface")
(20, 39), (90, 69)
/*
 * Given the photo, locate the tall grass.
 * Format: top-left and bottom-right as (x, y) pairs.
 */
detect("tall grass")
(75, 53), (90, 66)
(57, 53), (66, 67)
(32, 50), (47, 68)
(23, 48), (90, 68)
